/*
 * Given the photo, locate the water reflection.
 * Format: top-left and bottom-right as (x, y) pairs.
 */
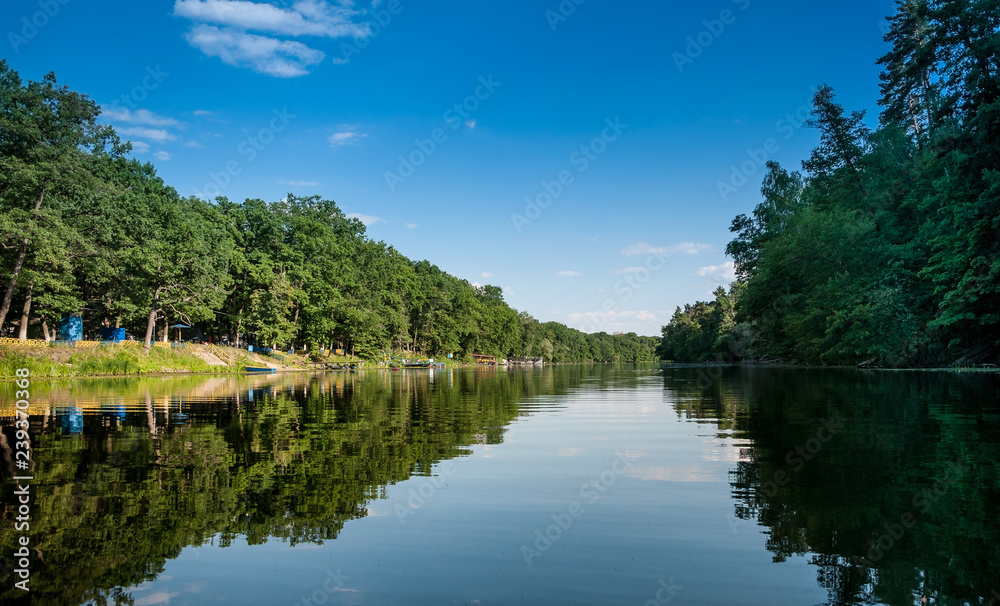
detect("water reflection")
(662, 365), (1000, 606)
(1, 365), (997, 605)
(0, 368), (584, 605)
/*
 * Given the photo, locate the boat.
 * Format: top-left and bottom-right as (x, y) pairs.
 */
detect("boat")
(244, 366), (277, 373)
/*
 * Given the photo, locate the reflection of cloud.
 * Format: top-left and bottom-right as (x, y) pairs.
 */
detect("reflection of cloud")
(557, 447), (584, 457)
(625, 466), (719, 483)
(135, 593), (180, 606)
(556, 270), (582, 277)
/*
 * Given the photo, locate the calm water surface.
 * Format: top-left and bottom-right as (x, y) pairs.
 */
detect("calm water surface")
(1, 365), (998, 605)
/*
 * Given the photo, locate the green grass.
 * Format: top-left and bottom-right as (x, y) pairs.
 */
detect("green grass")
(0, 344), (249, 379)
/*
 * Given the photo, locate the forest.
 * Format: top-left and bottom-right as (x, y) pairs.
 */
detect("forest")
(0, 60), (658, 364)
(659, 0), (999, 367)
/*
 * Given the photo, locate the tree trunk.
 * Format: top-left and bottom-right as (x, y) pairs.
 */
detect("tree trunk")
(18, 283), (33, 340)
(144, 308), (158, 351)
(0, 187), (47, 332)
(41, 318), (52, 342)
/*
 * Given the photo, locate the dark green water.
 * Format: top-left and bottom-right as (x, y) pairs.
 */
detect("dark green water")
(1, 366), (998, 605)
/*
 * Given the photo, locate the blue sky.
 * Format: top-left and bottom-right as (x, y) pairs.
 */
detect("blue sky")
(3, 0), (897, 336)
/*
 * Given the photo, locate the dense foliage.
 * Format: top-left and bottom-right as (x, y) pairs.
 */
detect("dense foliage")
(660, 0), (999, 366)
(0, 60), (658, 364)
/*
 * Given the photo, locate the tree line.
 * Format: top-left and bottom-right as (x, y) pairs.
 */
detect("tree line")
(659, 0), (999, 366)
(0, 60), (658, 364)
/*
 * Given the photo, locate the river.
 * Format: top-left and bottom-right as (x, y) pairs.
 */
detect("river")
(1, 365), (998, 605)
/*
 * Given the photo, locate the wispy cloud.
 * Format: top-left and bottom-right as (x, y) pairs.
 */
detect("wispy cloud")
(621, 242), (712, 256)
(184, 25), (325, 78)
(278, 180), (319, 186)
(193, 109), (213, 116)
(556, 270), (582, 277)
(481, 272), (494, 278)
(696, 261), (737, 283)
(130, 141), (150, 154)
(346, 213), (383, 226)
(612, 267), (646, 275)
(102, 108), (181, 127)
(174, 1), (369, 77)
(404, 222), (417, 229)
(154, 151), (171, 161)
(328, 125), (366, 147)
(174, 0), (369, 38)
(118, 127), (177, 142)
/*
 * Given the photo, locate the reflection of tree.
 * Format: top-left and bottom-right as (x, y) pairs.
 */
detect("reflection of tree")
(0, 367), (585, 605)
(665, 366), (1000, 606)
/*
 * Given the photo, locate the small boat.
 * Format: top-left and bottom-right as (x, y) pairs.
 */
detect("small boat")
(244, 366), (276, 373)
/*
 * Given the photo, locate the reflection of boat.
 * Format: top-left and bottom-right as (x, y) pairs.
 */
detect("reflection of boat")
(245, 366), (276, 373)
(326, 363), (361, 371)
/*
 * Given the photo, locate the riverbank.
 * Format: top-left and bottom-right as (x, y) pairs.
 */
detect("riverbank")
(0, 343), (479, 379)
(0, 342), (293, 378)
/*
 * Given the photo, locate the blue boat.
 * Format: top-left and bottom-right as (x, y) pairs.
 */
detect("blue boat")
(245, 366), (276, 373)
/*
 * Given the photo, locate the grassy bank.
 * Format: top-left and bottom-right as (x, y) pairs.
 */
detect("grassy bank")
(0, 343), (272, 379)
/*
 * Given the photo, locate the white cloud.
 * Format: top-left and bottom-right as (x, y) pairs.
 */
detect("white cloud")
(328, 125), (366, 147)
(612, 267), (646, 275)
(118, 127), (177, 142)
(174, 1), (369, 77)
(174, 0), (369, 38)
(556, 270), (582, 277)
(193, 109), (213, 116)
(404, 222), (417, 229)
(346, 213), (383, 226)
(278, 180), (319, 186)
(130, 141), (150, 154)
(621, 241), (712, 256)
(154, 151), (171, 161)
(465, 119), (476, 129)
(102, 108), (181, 127)
(696, 261), (737, 283)
(184, 140), (202, 147)
(481, 272), (494, 278)
(184, 24), (325, 78)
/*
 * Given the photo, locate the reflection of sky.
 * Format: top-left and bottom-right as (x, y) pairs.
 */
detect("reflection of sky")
(125, 370), (826, 606)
